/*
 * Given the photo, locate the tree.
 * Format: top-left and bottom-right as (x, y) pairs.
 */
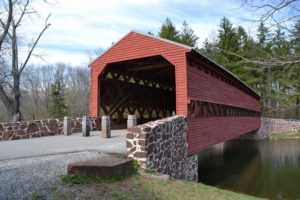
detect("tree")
(0, 0), (51, 121)
(217, 17), (239, 54)
(49, 68), (68, 118)
(179, 21), (199, 47)
(158, 18), (180, 42)
(291, 20), (300, 53)
(240, 0), (299, 32)
(256, 22), (271, 51)
(272, 26), (290, 56)
(0, 0), (12, 50)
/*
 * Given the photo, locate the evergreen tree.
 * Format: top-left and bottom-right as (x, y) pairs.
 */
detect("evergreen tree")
(49, 69), (68, 118)
(290, 20), (300, 118)
(179, 21), (199, 47)
(256, 22), (271, 51)
(291, 20), (300, 53)
(158, 18), (180, 42)
(236, 26), (248, 51)
(272, 26), (290, 56)
(217, 17), (239, 54)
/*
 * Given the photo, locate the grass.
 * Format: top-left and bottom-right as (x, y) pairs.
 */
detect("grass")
(144, 168), (156, 174)
(60, 172), (136, 184)
(46, 174), (265, 200)
(268, 132), (300, 140)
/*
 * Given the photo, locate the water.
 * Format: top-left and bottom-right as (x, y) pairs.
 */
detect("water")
(198, 139), (300, 200)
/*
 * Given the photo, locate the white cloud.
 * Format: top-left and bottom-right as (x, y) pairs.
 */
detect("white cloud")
(17, 0), (259, 66)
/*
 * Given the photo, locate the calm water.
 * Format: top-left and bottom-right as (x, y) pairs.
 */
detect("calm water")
(198, 139), (300, 200)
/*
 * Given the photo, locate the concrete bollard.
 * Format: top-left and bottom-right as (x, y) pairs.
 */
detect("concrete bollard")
(64, 116), (72, 136)
(82, 116), (90, 137)
(101, 116), (111, 138)
(127, 115), (137, 128)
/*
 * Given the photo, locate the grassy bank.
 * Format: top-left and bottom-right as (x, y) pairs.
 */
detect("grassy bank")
(268, 132), (300, 140)
(35, 175), (265, 200)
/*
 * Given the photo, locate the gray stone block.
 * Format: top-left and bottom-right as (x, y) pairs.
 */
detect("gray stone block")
(63, 116), (71, 136)
(82, 116), (90, 137)
(67, 156), (134, 177)
(127, 115), (137, 128)
(101, 116), (111, 138)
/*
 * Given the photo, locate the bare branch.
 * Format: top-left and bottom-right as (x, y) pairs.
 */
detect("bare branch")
(240, 0), (300, 32)
(20, 14), (51, 73)
(0, 0), (13, 50)
(14, 0), (30, 27)
(211, 46), (300, 67)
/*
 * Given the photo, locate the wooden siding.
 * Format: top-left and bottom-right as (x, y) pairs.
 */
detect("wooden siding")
(187, 65), (260, 112)
(188, 117), (260, 155)
(90, 32), (189, 117)
(187, 61), (261, 155)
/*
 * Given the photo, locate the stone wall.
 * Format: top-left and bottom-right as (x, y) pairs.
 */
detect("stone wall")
(0, 117), (97, 141)
(127, 115), (198, 182)
(239, 117), (300, 139)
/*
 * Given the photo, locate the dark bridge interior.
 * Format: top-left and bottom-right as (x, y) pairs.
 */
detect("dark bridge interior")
(98, 55), (176, 126)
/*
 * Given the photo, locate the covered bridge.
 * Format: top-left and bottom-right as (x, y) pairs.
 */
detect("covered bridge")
(89, 31), (261, 155)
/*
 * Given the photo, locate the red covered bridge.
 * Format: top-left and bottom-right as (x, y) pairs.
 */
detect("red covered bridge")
(89, 31), (261, 155)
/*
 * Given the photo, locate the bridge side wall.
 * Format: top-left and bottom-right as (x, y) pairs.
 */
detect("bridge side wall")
(0, 117), (97, 141)
(126, 115), (198, 182)
(186, 54), (261, 154)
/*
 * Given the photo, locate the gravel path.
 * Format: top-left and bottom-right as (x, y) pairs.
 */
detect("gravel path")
(0, 151), (108, 200)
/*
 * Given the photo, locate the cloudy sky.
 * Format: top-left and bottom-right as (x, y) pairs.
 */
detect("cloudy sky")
(20, 0), (259, 66)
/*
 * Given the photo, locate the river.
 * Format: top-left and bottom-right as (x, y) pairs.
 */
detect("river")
(198, 139), (300, 200)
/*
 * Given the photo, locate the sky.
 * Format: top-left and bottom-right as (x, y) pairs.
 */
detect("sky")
(18, 0), (260, 66)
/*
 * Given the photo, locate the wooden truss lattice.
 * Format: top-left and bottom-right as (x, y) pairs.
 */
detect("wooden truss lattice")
(99, 60), (176, 124)
(188, 100), (260, 118)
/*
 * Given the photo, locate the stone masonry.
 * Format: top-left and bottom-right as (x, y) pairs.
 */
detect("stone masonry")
(127, 115), (198, 182)
(0, 117), (97, 141)
(239, 117), (300, 139)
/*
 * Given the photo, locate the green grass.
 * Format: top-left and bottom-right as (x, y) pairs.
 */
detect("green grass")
(144, 168), (156, 174)
(49, 174), (265, 200)
(60, 172), (136, 184)
(268, 132), (300, 140)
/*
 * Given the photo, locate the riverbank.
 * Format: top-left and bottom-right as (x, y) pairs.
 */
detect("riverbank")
(33, 175), (264, 200)
(268, 132), (300, 140)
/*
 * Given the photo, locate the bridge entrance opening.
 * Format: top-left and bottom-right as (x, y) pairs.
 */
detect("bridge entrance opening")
(98, 55), (176, 128)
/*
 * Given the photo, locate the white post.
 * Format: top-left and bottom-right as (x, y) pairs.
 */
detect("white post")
(127, 115), (137, 128)
(101, 116), (111, 138)
(82, 116), (90, 137)
(63, 116), (71, 136)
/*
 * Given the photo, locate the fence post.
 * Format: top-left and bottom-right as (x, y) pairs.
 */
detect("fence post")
(127, 115), (137, 128)
(101, 116), (111, 138)
(63, 116), (71, 136)
(82, 116), (90, 137)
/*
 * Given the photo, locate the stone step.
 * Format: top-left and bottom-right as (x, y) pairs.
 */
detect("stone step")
(67, 156), (134, 177)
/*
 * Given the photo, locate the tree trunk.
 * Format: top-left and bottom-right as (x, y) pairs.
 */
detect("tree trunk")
(12, 71), (22, 121)
(0, 86), (13, 115)
(296, 97), (300, 119)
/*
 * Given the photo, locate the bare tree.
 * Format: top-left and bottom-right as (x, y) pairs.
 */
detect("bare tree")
(0, 0), (12, 50)
(241, 0), (300, 32)
(0, 0), (51, 121)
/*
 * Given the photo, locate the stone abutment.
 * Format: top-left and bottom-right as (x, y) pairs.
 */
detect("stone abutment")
(126, 115), (198, 182)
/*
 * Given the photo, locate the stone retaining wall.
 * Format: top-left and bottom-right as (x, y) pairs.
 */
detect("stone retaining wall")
(0, 117), (97, 141)
(239, 117), (300, 139)
(126, 115), (198, 182)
